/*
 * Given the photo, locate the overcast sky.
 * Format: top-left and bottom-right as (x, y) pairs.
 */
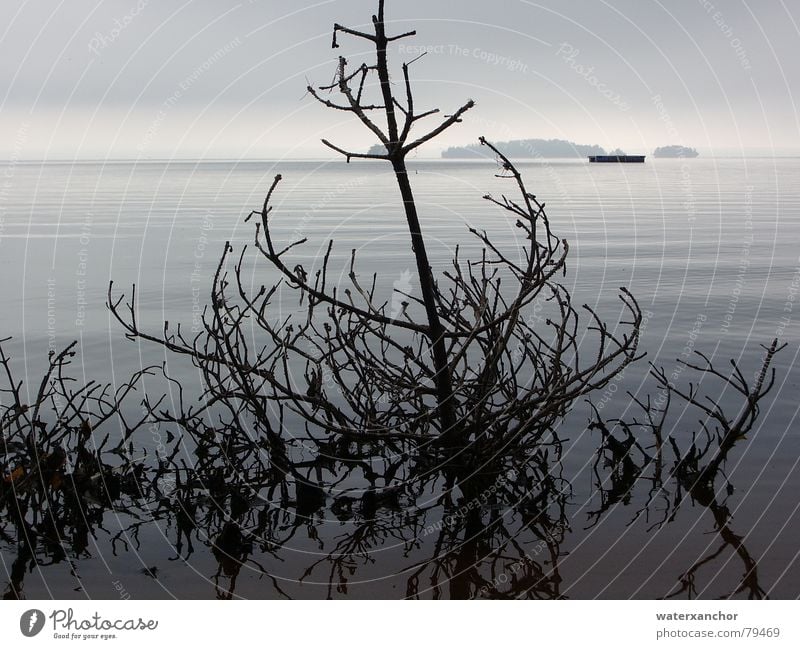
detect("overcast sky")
(1, 0), (798, 159)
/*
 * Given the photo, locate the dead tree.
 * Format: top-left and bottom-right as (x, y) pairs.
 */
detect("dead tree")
(109, 1), (642, 471)
(3, 2), (783, 599)
(102, 2), (648, 599)
(100, 2), (648, 598)
(313, 1), (474, 437)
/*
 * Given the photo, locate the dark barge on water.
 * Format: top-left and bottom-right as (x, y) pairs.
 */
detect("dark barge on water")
(589, 155), (646, 163)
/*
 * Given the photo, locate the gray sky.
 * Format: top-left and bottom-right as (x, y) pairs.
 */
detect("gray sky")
(1, 0), (798, 159)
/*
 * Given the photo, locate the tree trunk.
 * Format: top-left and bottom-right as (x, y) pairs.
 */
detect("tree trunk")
(390, 157), (457, 441)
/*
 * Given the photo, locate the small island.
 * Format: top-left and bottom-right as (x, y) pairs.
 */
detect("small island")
(442, 138), (606, 159)
(653, 145), (699, 158)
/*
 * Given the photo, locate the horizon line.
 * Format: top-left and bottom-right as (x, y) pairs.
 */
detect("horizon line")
(5, 153), (800, 164)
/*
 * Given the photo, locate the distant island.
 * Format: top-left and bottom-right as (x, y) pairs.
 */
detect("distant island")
(366, 139), (672, 160)
(653, 145), (699, 158)
(442, 138), (607, 159)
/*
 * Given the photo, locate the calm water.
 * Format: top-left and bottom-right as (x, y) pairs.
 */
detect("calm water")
(2, 157), (799, 598)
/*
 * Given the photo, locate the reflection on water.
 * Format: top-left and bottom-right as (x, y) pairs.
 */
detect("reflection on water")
(2, 158), (800, 598)
(0, 335), (786, 599)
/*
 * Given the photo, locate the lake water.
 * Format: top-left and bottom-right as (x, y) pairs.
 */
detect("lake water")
(2, 157), (799, 598)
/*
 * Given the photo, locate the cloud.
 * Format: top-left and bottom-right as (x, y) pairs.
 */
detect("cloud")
(1, 0), (798, 158)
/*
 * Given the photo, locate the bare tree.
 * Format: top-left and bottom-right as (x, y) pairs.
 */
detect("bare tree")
(102, 2), (647, 599)
(109, 1), (642, 464)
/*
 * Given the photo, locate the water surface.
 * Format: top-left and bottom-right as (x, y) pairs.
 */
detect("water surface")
(1, 157), (799, 599)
